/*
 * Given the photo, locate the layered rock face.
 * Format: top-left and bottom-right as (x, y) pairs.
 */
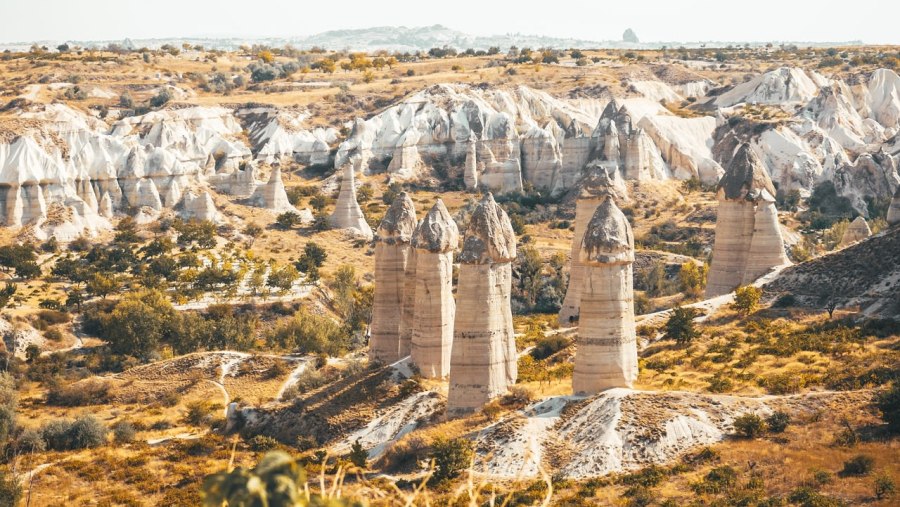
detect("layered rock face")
(707, 144), (789, 297)
(839, 216), (872, 247)
(237, 106), (337, 166)
(370, 192), (418, 363)
(328, 165), (373, 240)
(889, 187), (900, 226)
(409, 200), (459, 378)
(559, 165), (629, 325)
(448, 194), (517, 415)
(573, 198), (638, 394)
(588, 100), (669, 181)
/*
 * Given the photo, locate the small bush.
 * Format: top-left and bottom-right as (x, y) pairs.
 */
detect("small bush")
(182, 401), (219, 426)
(732, 285), (762, 315)
(15, 428), (47, 453)
(46, 378), (111, 406)
(430, 437), (473, 484)
(875, 474), (896, 500)
(112, 420), (136, 444)
(766, 411), (791, 433)
(249, 435), (280, 452)
(691, 466), (738, 494)
(349, 439), (368, 468)
(733, 413), (767, 438)
(840, 454), (874, 476)
(875, 381), (900, 433)
(40, 415), (107, 451)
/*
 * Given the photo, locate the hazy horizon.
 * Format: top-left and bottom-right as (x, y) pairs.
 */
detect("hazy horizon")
(1, 0), (898, 45)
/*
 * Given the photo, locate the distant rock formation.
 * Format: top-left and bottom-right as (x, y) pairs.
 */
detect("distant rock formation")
(248, 167), (297, 213)
(328, 165), (373, 240)
(589, 100), (669, 181)
(559, 165), (629, 324)
(839, 216), (872, 247)
(448, 194), (517, 415)
(706, 144), (789, 297)
(180, 190), (221, 222)
(370, 193), (418, 363)
(622, 29), (639, 44)
(888, 187), (900, 226)
(573, 198), (638, 394)
(409, 200), (459, 377)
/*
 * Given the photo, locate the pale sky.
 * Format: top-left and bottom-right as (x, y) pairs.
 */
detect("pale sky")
(1, 0), (897, 44)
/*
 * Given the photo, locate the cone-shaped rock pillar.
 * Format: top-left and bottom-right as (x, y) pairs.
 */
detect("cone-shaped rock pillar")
(448, 193), (517, 415)
(409, 200), (459, 378)
(250, 167), (296, 213)
(839, 216), (872, 248)
(887, 187), (900, 226)
(559, 165), (629, 325)
(370, 192), (418, 363)
(328, 165), (373, 240)
(707, 144), (788, 297)
(573, 198), (638, 394)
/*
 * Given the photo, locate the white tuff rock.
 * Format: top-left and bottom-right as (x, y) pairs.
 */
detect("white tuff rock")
(328, 165), (373, 240)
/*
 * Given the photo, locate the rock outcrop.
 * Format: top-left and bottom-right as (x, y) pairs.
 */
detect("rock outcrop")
(247, 167), (297, 213)
(179, 190), (221, 222)
(559, 165), (628, 324)
(448, 194), (517, 415)
(328, 165), (373, 240)
(370, 193), (418, 363)
(573, 198), (638, 394)
(706, 144), (789, 297)
(839, 216), (872, 247)
(589, 101), (669, 181)
(409, 200), (459, 378)
(889, 187), (900, 226)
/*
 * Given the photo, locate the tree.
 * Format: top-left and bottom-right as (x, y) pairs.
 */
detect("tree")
(150, 88), (173, 108)
(356, 184), (374, 203)
(876, 381), (900, 433)
(0, 284), (15, 310)
(732, 285), (762, 315)
(86, 273), (119, 299)
(766, 411), (791, 433)
(276, 211), (302, 229)
(296, 242), (327, 273)
(665, 306), (700, 345)
(678, 262), (708, 297)
(733, 413), (767, 438)
(114, 216), (139, 243)
(267, 264), (300, 293)
(97, 289), (175, 359)
(430, 437), (473, 484)
(349, 439), (368, 468)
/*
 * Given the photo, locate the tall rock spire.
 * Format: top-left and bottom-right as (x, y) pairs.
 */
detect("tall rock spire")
(370, 192), (418, 363)
(573, 198), (638, 394)
(559, 165), (628, 325)
(707, 144), (788, 296)
(448, 193), (517, 415)
(409, 200), (459, 378)
(328, 165), (373, 240)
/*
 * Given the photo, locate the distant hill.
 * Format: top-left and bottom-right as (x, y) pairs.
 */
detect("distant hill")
(0, 24), (865, 52)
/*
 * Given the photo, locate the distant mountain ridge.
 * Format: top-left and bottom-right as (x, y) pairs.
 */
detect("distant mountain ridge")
(0, 24), (864, 52)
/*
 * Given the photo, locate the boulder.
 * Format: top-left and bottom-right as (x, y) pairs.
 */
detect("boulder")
(448, 193), (517, 415)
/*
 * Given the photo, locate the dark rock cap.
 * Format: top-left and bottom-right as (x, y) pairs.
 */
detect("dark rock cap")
(411, 199), (459, 253)
(376, 192), (417, 244)
(580, 198), (634, 265)
(458, 193), (517, 264)
(717, 143), (776, 201)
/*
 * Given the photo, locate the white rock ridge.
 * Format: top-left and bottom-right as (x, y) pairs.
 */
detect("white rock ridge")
(448, 193), (517, 415)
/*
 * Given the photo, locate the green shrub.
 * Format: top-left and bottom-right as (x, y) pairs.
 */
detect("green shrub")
(349, 439), (368, 468)
(733, 285), (762, 315)
(691, 466), (738, 494)
(766, 411), (791, 433)
(46, 378), (111, 406)
(840, 455), (874, 476)
(249, 435), (280, 452)
(183, 401), (219, 426)
(112, 420), (136, 444)
(875, 381), (900, 433)
(429, 437), (473, 484)
(40, 415), (107, 451)
(875, 474), (896, 500)
(666, 306), (701, 345)
(733, 413), (767, 438)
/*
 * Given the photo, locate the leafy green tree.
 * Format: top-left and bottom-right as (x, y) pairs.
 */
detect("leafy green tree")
(349, 439), (368, 468)
(86, 273), (119, 299)
(733, 413), (767, 438)
(276, 211), (302, 229)
(430, 437), (473, 484)
(678, 262), (708, 297)
(114, 217), (140, 243)
(0, 283), (16, 310)
(665, 306), (701, 345)
(98, 289), (176, 359)
(296, 242), (327, 273)
(267, 264), (300, 293)
(733, 285), (762, 315)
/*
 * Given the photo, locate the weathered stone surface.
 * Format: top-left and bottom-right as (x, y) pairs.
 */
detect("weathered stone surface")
(448, 194), (517, 415)
(839, 216), (872, 247)
(707, 144), (788, 296)
(180, 190), (221, 222)
(328, 165), (374, 240)
(248, 167), (296, 213)
(888, 187), (900, 226)
(559, 166), (629, 325)
(409, 200), (459, 378)
(590, 103), (669, 181)
(573, 198), (638, 394)
(370, 193), (418, 363)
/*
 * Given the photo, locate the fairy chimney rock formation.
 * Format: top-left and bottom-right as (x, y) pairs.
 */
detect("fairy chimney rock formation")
(409, 200), (459, 377)
(839, 216), (872, 247)
(559, 165), (629, 325)
(573, 198), (638, 394)
(706, 144), (789, 297)
(328, 165), (374, 241)
(370, 192), (418, 363)
(888, 187), (900, 226)
(249, 167), (295, 213)
(448, 193), (517, 415)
